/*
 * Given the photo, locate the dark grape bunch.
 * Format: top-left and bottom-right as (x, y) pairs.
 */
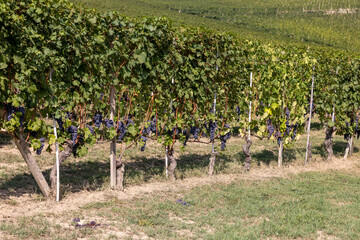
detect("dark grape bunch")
(291, 123), (298, 140)
(209, 121), (217, 141)
(150, 117), (157, 134)
(104, 119), (114, 128)
(67, 125), (79, 155)
(117, 121), (127, 141)
(356, 116), (360, 139)
(344, 117), (360, 140)
(182, 129), (190, 146)
(93, 113), (103, 128)
(55, 117), (64, 131)
(138, 117), (157, 151)
(117, 118), (134, 141)
(267, 119), (274, 138)
(190, 126), (201, 139)
(36, 137), (45, 155)
(220, 124), (231, 151)
(86, 125), (95, 135)
(140, 136), (147, 151)
(6, 104), (25, 126)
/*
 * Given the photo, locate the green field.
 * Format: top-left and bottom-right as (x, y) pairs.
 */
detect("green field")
(70, 0), (360, 54)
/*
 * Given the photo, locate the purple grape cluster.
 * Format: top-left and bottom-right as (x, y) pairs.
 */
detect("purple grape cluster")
(267, 119), (274, 138)
(36, 137), (45, 155)
(6, 104), (25, 126)
(117, 118), (134, 141)
(117, 121), (127, 140)
(55, 117), (64, 131)
(93, 113), (103, 128)
(86, 125), (95, 135)
(291, 123), (298, 140)
(220, 124), (231, 151)
(182, 129), (190, 146)
(150, 117), (157, 133)
(104, 119), (114, 128)
(140, 136), (147, 151)
(67, 125), (80, 155)
(190, 126), (201, 139)
(209, 121), (217, 141)
(356, 116), (360, 139)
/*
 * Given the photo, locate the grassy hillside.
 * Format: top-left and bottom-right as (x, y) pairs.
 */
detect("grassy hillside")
(70, 0), (360, 54)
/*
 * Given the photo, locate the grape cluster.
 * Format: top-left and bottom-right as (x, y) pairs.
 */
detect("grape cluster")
(117, 121), (127, 141)
(209, 121), (217, 141)
(55, 117), (64, 131)
(356, 116), (360, 139)
(220, 124), (231, 151)
(67, 125), (80, 155)
(291, 123), (298, 140)
(36, 137), (45, 155)
(86, 125), (95, 135)
(140, 136), (147, 151)
(190, 126), (201, 139)
(150, 117), (157, 133)
(267, 119), (274, 138)
(344, 120), (352, 141)
(6, 104), (25, 126)
(117, 118), (134, 141)
(104, 119), (114, 128)
(182, 129), (190, 146)
(93, 113), (103, 128)
(68, 125), (78, 141)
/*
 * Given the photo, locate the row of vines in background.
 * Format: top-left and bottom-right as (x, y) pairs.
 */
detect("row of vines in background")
(0, 0), (359, 198)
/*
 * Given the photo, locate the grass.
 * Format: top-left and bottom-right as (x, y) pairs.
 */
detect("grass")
(69, 0), (360, 54)
(1, 171), (360, 239)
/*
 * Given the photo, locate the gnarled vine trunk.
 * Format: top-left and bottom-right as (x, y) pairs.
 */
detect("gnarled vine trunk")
(166, 149), (177, 181)
(50, 140), (73, 193)
(278, 138), (284, 167)
(344, 135), (354, 160)
(13, 134), (51, 197)
(242, 136), (252, 171)
(116, 156), (125, 191)
(208, 151), (218, 176)
(324, 127), (334, 161)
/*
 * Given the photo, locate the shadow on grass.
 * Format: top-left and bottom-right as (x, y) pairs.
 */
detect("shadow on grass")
(310, 122), (323, 131)
(0, 153), (220, 199)
(0, 144), (311, 199)
(0, 133), (12, 147)
(251, 148), (298, 166)
(313, 140), (359, 159)
(0, 161), (110, 199)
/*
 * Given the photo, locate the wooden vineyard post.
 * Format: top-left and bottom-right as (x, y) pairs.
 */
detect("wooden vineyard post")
(248, 72), (252, 140)
(110, 85), (117, 188)
(208, 49), (219, 176)
(49, 69), (60, 201)
(305, 66), (315, 165)
(243, 72), (253, 171)
(53, 118), (60, 201)
(165, 75), (175, 178)
(208, 91), (217, 176)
